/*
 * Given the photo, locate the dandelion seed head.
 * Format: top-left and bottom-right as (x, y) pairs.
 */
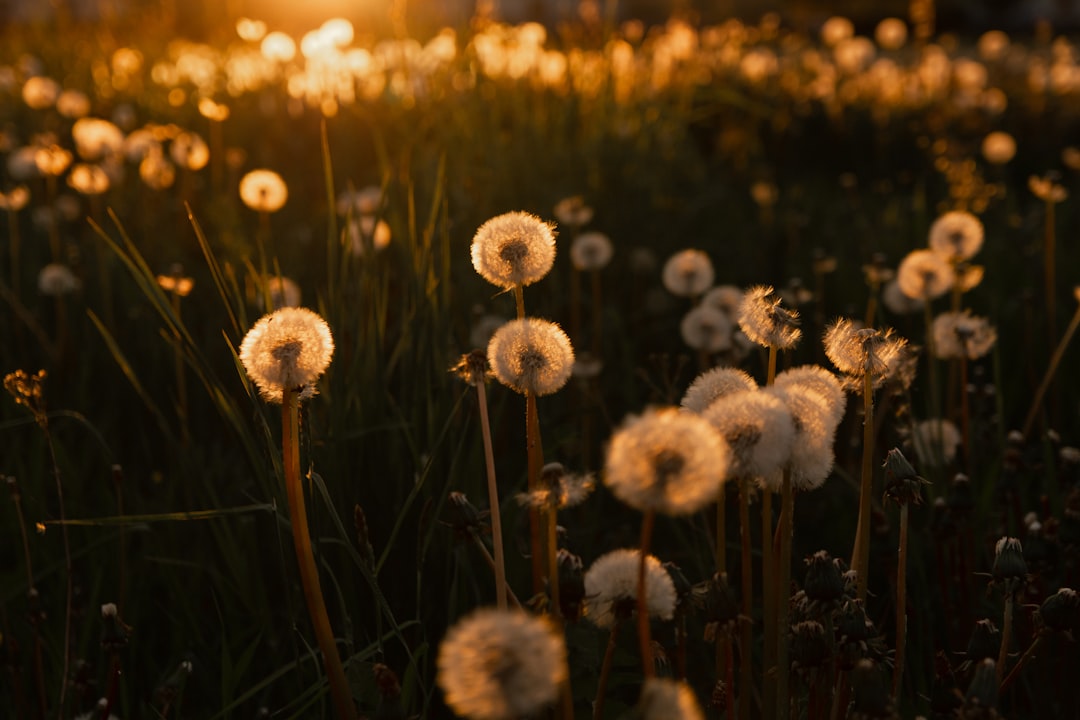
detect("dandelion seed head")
(38, 264), (81, 295)
(896, 249), (954, 300)
(701, 390), (795, 481)
(774, 365), (847, 430)
(72, 118), (124, 161)
(603, 407), (729, 515)
(1030, 174), (1068, 203)
(636, 677), (705, 720)
(239, 169), (288, 212)
(487, 318), (574, 396)
(702, 284), (744, 319)
(0, 185), (30, 211)
(661, 249), (714, 298)
(570, 231), (613, 271)
(67, 163), (110, 195)
(552, 195), (593, 228)
(928, 211), (984, 261)
(982, 131), (1016, 165)
(738, 285), (802, 350)
(680, 305), (733, 353)
(881, 277), (924, 315)
(584, 549), (676, 629)
(680, 367), (758, 414)
(908, 418), (961, 466)
(931, 311), (997, 360)
(264, 276), (301, 309)
(471, 211), (556, 289)
(765, 384), (835, 491)
(436, 608), (567, 720)
(823, 319), (908, 388)
(238, 307), (334, 403)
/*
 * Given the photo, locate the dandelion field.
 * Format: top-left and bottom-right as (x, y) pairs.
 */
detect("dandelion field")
(3, 4), (1080, 719)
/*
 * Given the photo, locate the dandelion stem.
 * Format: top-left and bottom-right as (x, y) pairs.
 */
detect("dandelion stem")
(526, 390), (545, 598)
(475, 379), (507, 610)
(960, 356), (970, 472)
(637, 509), (656, 679)
(591, 268), (603, 359)
(1044, 198), (1057, 349)
(738, 478), (754, 720)
(6, 477), (47, 718)
(776, 470), (794, 720)
(547, 503), (561, 618)
(468, 533), (522, 610)
(997, 593), (1013, 688)
(1000, 633), (1043, 693)
(1022, 300), (1080, 440)
(593, 619), (620, 720)
(40, 421), (73, 720)
(852, 369), (874, 602)
(715, 485), (728, 694)
(282, 387), (356, 720)
(892, 503), (910, 701)
(763, 345), (779, 716)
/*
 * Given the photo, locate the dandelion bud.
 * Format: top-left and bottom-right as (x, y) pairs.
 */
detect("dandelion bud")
(486, 318), (574, 396)
(470, 211), (556, 289)
(436, 608), (567, 720)
(100, 603), (130, 651)
(992, 537), (1028, 590)
(738, 285), (801, 350)
(584, 549), (676, 628)
(803, 550), (845, 607)
(883, 448), (927, 505)
(791, 621), (830, 673)
(604, 406), (728, 515)
(444, 491), (485, 541)
(1038, 587), (1079, 636)
(635, 677), (705, 720)
(238, 307), (334, 404)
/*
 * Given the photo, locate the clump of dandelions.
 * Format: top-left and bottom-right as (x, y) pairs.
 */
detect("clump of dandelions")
(471, 211), (557, 290)
(603, 406), (730, 515)
(486, 318), (574, 397)
(738, 284), (802, 351)
(238, 307), (334, 403)
(437, 608), (567, 720)
(635, 677), (705, 720)
(583, 549), (677, 628)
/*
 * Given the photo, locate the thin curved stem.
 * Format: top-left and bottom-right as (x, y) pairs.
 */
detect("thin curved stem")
(475, 380), (507, 610)
(853, 371), (874, 602)
(594, 619), (621, 720)
(637, 510), (657, 679)
(892, 503), (910, 701)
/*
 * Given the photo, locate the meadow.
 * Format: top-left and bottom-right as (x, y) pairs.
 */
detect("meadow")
(1, 5), (1080, 719)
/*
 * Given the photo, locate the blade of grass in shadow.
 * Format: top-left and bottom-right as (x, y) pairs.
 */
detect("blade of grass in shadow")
(40, 502), (276, 527)
(187, 202), (245, 340)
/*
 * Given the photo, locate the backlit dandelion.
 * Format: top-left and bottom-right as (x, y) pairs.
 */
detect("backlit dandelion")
(0, 185), (30, 211)
(72, 118), (124, 161)
(238, 307), (334, 403)
(701, 390), (795, 481)
(680, 367), (758, 413)
(774, 365), (847, 431)
(928, 211), (984, 261)
(882, 278), (923, 315)
(897, 249), (955, 300)
(22, 76), (59, 109)
(239, 169), (288, 212)
(486, 318), (573, 397)
(765, 383), (836, 491)
(702, 284), (743, 319)
(824, 318), (908, 390)
(552, 195), (593, 228)
(584, 549), (676, 628)
(932, 311), (997, 360)
(680, 305), (732, 353)
(67, 164), (110, 195)
(981, 131), (1016, 165)
(470, 211), (556, 290)
(662, 249), (714, 298)
(170, 132), (209, 171)
(738, 284), (802, 350)
(603, 406), (729, 515)
(437, 608), (567, 720)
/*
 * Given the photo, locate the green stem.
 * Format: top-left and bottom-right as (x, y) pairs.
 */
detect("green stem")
(475, 380), (507, 610)
(638, 510), (656, 679)
(282, 388), (356, 720)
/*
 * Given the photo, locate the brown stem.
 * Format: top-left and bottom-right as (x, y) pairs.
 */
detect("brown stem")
(762, 485), (775, 716)
(852, 370), (874, 602)
(282, 388), (356, 720)
(960, 356), (970, 472)
(715, 486), (727, 697)
(738, 479), (754, 720)
(475, 380), (507, 610)
(591, 269), (603, 359)
(1000, 634), (1043, 693)
(776, 471), (794, 720)
(892, 503), (910, 701)
(40, 424), (72, 720)
(469, 533), (522, 609)
(638, 510), (657, 678)
(525, 390), (545, 598)
(547, 503), (561, 619)
(593, 619), (620, 719)
(997, 593), (1013, 687)
(1022, 301), (1080, 440)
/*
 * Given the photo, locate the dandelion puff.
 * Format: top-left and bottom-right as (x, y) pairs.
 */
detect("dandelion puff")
(680, 305), (732, 353)
(931, 311), (997, 360)
(238, 307), (334, 403)
(765, 383), (836, 491)
(701, 389), (795, 483)
(486, 318), (574, 396)
(583, 549), (676, 629)
(823, 318), (908, 390)
(680, 367), (758, 414)
(38, 264), (81, 295)
(239, 169), (288, 212)
(702, 284), (744, 319)
(436, 608), (567, 720)
(471, 211), (556, 289)
(774, 365), (847, 431)
(264, 276), (301, 309)
(635, 677), (705, 720)
(661, 249), (714, 298)
(469, 313), (506, 350)
(552, 195), (593, 228)
(517, 469), (596, 510)
(603, 407), (729, 515)
(896, 249), (954, 301)
(928, 211), (984, 261)
(881, 277), (923, 315)
(738, 285), (802, 350)
(908, 418), (961, 466)
(570, 231), (613, 271)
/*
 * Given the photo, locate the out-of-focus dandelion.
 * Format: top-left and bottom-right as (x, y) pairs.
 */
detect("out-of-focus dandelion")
(931, 311), (997, 360)
(981, 132), (1016, 165)
(584, 548), (676, 629)
(928, 211), (984, 262)
(56, 89), (90, 118)
(72, 118), (125, 161)
(239, 169), (288, 212)
(680, 305), (733, 356)
(67, 164), (110, 196)
(170, 132), (209, 171)
(552, 195), (593, 229)
(263, 275), (301, 309)
(38, 264), (80, 295)
(261, 32), (297, 62)
(22, 76), (60, 109)
(604, 406), (729, 516)
(882, 278), (923, 316)
(634, 677), (705, 720)
(702, 285), (743, 319)
(662, 249), (714, 299)
(139, 147), (176, 190)
(896, 249), (955, 301)
(1030, 173), (1067, 351)
(336, 185), (382, 217)
(821, 16), (854, 47)
(874, 18), (908, 50)
(680, 367), (757, 414)
(1, 185), (29, 298)
(347, 216), (392, 257)
(909, 418), (961, 467)
(34, 145), (72, 177)
(569, 231), (612, 271)
(437, 608), (567, 720)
